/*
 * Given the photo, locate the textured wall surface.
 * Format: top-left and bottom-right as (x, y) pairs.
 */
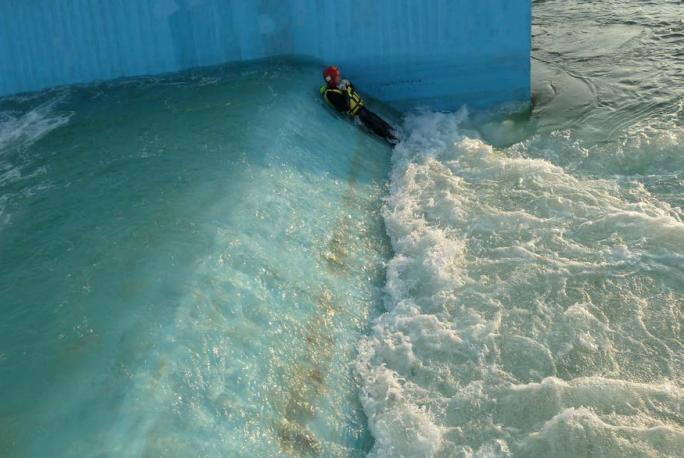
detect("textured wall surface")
(0, 0), (530, 111)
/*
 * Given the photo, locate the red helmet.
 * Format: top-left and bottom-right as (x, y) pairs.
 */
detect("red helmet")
(323, 66), (340, 87)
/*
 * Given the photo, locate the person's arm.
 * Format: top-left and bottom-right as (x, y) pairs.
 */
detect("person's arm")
(324, 89), (351, 112)
(336, 79), (356, 102)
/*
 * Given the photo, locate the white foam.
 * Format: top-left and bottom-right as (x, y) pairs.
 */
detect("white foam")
(519, 407), (684, 458)
(0, 91), (73, 232)
(358, 109), (684, 457)
(356, 349), (444, 458)
(0, 91), (73, 155)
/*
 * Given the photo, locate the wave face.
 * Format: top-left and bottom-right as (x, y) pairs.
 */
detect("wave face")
(358, 1), (684, 456)
(0, 61), (395, 457)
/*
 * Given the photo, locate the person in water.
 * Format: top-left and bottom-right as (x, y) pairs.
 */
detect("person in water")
(319, 66), (397, 144)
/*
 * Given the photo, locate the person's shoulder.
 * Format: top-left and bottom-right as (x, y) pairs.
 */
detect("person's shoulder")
(326, 87), (345, 95)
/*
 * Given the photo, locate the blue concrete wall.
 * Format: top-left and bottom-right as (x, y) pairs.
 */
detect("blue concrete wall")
(0, 0), (530, 112)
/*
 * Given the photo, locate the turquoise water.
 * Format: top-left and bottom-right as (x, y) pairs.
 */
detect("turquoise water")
(0, 62), (394, 457)
(1, 1), (683, 457)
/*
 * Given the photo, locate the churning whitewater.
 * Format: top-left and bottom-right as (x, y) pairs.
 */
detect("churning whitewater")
(357, 108), (683, 458)
(356, 1), (684, 455)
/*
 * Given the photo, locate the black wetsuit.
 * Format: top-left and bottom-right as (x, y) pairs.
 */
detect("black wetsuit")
(322, 83), (397, 144)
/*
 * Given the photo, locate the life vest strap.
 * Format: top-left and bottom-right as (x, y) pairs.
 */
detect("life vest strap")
(322, 86), (364, 116)
(347, 86), (364, 116)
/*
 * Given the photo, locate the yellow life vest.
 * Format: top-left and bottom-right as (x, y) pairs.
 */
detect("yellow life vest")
(321, 85), (364, 116)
